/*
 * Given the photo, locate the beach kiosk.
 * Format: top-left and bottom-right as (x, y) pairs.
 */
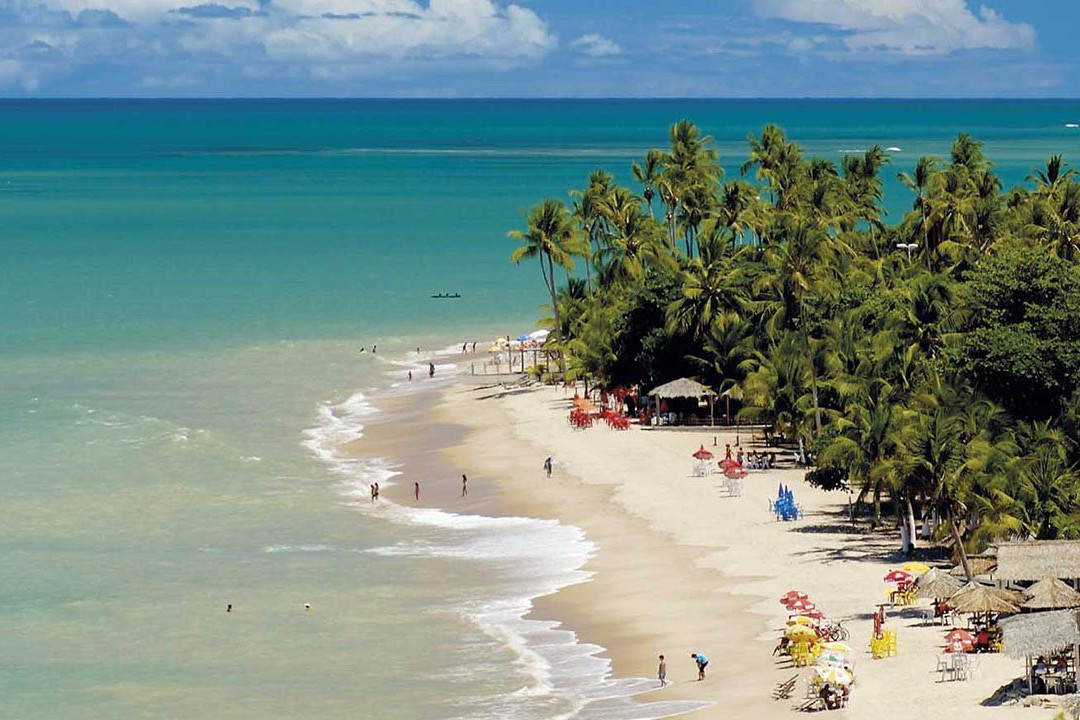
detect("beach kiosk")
(647, 378), (716, 426)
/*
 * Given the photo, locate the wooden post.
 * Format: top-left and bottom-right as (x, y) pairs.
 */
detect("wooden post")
(1028, 655), (1034, 695)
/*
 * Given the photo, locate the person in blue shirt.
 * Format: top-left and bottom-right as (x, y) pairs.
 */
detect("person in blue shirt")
(691, 652), (708, 681)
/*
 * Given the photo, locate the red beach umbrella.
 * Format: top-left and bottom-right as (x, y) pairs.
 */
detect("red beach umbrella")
(944, 629), (974, 653)
(724, 466), (748, 479)
(781, 590), (808, 602)
(719, 457), (740, 471)
(787, 599), (816, 613)
(806, 609), (825, 620)
(693, 445), (715, 460)
(884, 570), (913, 585)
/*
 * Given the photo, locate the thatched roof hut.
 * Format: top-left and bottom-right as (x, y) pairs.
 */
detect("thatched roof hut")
(949, 582), (1021, 615)
(648, 378), (716, 424)
(949, 555), (998, 578)
(1022, 578), (1080, 611)
(1001, 609), (1080, 660)
(995, 541), (1080, 582)
(915, 568), (963, 600)
(648, 378), (715, 399)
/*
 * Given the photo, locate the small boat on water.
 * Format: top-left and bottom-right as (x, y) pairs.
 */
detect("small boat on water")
(431, 292), (462, 299)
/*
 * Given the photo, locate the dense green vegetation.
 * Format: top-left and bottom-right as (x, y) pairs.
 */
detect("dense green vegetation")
(509, 121), (1080, 573)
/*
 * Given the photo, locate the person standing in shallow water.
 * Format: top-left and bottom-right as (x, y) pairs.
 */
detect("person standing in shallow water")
(658, 655), (667, 687)
(429, 362), (435, 378)
(414, 481), (420, 502)
(461, 474), (468, 497)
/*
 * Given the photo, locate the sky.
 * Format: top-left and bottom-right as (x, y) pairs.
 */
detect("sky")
(0, 0), (1077, 97)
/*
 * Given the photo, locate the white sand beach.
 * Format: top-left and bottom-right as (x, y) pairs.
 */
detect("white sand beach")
(420, 381), (1061, 720)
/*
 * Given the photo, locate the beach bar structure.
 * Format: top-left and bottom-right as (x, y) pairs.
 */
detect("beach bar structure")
(1001, 609), (1080, 695)
(995, 541), (1080, 584)
(647, 378), (716, 426)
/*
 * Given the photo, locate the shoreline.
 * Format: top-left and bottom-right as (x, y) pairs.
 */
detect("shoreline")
(349, 370), (1057, 719)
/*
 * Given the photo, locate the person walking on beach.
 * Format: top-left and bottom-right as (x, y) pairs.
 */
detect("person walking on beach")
(543, 456), (552, 478)
(461, 474), (468, 497)
(429, 362), (435, 378)
(408, 371), (412, 381)
(658, 655), (667, 687)
(691, 652), (708, 681)
(414, 481), (420, 502)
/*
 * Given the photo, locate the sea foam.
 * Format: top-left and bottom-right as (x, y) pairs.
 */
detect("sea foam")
(304, 378), (709, 720)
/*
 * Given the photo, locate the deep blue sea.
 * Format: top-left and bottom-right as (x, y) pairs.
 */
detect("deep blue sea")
(2, 99), (1079, 719)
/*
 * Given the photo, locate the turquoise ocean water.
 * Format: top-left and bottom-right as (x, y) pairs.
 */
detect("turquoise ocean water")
(3, 100), (1080, 719)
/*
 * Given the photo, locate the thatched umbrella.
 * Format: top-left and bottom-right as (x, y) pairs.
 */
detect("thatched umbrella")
(949, 582), (1021, 615)
(916, 568), (963, 600)
(1022, 577), (1080, 611)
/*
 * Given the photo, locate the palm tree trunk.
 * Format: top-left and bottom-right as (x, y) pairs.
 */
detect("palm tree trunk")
(854, 481), (870, 521)
(806, 334), (823, 439)
(905, 495), (918, 553)
(546, 253), (565, 375)
(584, 243), (593, 294)
(950, 515), (974, 581)
(872, 480), (883, 528)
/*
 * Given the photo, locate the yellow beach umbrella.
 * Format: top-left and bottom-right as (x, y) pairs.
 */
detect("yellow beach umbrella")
(822, 642), (852, 654)
(785, 625), (817, 642)
(787, 616), (815, 626)
(903, 562), (932, 574)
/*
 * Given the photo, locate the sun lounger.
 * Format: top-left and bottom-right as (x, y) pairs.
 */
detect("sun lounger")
(773, 675), (799, 700)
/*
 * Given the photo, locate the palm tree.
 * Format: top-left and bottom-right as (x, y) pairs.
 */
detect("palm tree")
(898, 156), (939, 260)
(1027, 154), (1077, 197)
(631, 149), (665, 219)
(902, 404), (974, 578)
(662, 120), (721, 258)
(570, 170), (615, 292)
(739, 335), (807, 441)
(818, 378), (902, 528)
(742, 124), (803, 211)
(509, 199), (576, 371)
(666, 233), (743, 341)
(596, 187), (670, 284)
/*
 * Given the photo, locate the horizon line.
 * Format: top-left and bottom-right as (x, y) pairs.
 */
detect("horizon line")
(2, 96), (1080, 102)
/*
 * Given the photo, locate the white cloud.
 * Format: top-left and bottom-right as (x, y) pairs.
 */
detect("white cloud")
(755, 0), (1035, 54)
(0, 0), (555, 92)
(570, 33), (622, 57)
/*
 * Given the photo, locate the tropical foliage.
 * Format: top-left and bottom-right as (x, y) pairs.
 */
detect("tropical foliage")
(509, 122), (1080, 572)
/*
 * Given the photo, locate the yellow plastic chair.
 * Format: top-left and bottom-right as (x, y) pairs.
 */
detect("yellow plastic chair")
(791, 641), (812, 667)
